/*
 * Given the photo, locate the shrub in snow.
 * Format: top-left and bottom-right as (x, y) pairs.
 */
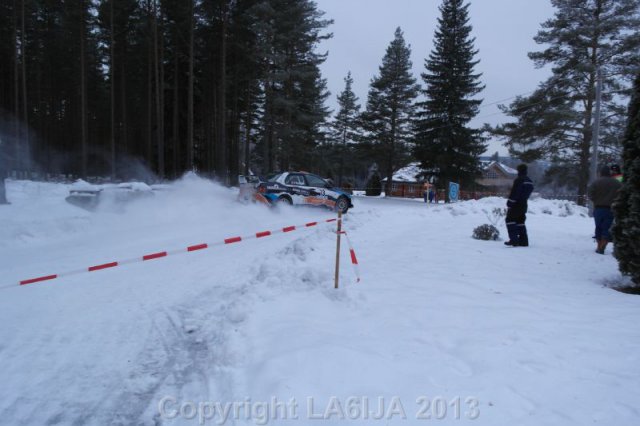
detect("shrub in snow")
(472, 224), (500, 241)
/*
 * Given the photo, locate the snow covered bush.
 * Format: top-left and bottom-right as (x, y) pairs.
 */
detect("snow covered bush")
(473, 208), (504, 240)
(472, 224), (500, 241)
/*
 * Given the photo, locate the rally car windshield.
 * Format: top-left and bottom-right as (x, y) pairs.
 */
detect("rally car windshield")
(265, 173), (282, 182)
(305, 174), (327, 188)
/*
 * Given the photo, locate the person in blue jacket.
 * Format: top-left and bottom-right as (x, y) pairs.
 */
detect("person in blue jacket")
(505, 164), (534, 247)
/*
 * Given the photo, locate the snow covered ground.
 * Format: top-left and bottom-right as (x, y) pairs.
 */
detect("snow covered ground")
(0, 176), (638, 426)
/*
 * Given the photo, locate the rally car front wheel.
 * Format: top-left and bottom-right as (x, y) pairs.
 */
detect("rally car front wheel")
(276, 195), (292, 206)
(335, 196), (350, 214)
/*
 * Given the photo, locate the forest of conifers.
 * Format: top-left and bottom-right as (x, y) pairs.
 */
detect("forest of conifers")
(0, 0), (336, 183)
(2, 0), (639, 197)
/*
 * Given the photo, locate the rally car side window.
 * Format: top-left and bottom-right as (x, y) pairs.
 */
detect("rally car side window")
(305, 174), (327, 188)
(285, 174), (305, 186)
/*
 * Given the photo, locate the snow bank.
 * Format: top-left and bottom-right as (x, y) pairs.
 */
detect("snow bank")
(0, 180), (638, 426)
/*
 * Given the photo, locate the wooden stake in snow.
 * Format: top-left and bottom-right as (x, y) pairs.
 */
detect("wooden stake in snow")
(334, 211), (342, 289)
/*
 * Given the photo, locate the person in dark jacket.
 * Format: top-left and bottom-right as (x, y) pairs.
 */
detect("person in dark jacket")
(588, 165), (622, 254)
(505, 164), (534, 247)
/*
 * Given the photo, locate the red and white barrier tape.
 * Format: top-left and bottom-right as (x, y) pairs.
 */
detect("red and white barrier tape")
(338, 231), (361, 283)
(13, 217), (338, 288)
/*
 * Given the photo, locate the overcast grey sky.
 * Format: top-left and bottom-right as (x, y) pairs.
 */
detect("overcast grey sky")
(314, 0), (556, 155)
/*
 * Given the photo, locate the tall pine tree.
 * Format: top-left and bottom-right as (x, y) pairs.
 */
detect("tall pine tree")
(491, 0), (640, 204)
(329, 71), (360, 185)
(226, 0), (266, 176)
(0, 0), (335, 182)
(612, 72), (640, 286)
(413, 0), (485, 194)
(254, 0), (332, 174)
(361, 27), (419, 195)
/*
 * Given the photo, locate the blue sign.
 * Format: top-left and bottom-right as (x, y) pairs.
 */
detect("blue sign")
(449, 182), (459, 202)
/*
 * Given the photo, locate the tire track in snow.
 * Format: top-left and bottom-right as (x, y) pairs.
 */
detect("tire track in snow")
(95, 287), (243, 426)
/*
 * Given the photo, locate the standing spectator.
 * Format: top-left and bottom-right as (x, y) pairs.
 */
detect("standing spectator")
(610, 164), (623, 182)
(588, 165), (622, 254)
(422, 181), (431, 203)
(505, 164), (534, 247)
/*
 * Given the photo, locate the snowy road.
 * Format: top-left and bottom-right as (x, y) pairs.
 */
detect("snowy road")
(1, 178), (638, 426)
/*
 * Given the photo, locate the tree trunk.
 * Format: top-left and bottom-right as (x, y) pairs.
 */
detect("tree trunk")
(146, 51), (153, 167)
(172, 52), (179, 177)
(110, 0), (116, 178)
(209, 83), (216, 172)
(283, 79), (292, 170)
(146, 2), (153, 169)
(385, 111), (398, 196)
(338, 129), (346, 186)
(579, 109), (593, 207)
(263, 78), (274, 173)
(153, 0), (164, 178)
(242, 86), (252, 175)
(216, 9), (228, 183)
(20, 0), (29, 172)
(187, 0), (194, 171)
(577, 2), (603, 206)
(79, 0), (88, 177)
(579, 31), (600, 206)
(263, 83), (270, 173)
(229, 82), (239, 186)
(384, 166), (393, 197)
(120, 60), (128, 160)
(13, 0), (20, 172)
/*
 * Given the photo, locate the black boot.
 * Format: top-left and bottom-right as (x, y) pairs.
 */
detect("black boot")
(505, 222), (519, 246)
(518, 224), (529, 247)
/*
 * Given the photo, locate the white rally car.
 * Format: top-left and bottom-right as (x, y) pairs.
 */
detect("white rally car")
(242, 171), (353, 214)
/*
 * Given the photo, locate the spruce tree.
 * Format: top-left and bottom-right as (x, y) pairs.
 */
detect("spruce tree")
(413, 0), (485, 195)
(491, 0), (640, 205)
(612, 73), (640, 286)
(330, 71), (361, 185)
(0, 0), (14, 129)
(254, 0), (332, 173)
(0, 0), (12, 200)
(366, 173), (382, 196)
(0, 0), (334, 181)
(361, 27), (419, 195)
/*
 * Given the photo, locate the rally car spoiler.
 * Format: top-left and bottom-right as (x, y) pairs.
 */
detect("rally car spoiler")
(238, 175), (261, 185)
(238, 175), (261, 202)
